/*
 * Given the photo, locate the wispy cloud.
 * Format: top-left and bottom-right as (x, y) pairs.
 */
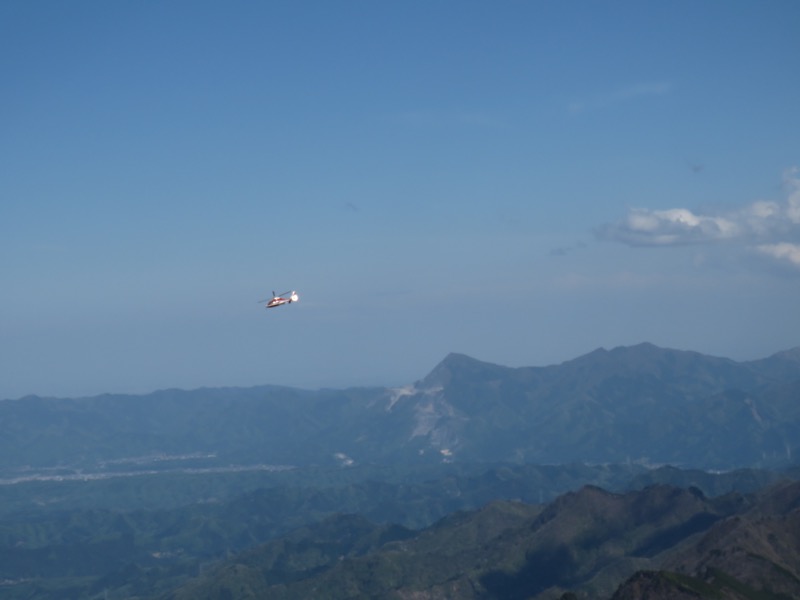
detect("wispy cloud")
(756, 242), (800, 268)
(597, 167), (800, 270)
(568, 81), (672, 114)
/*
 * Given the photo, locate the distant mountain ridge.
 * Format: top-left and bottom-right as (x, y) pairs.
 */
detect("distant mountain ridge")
(398, 343), (800, 468)
(422, 343), (799, 396)
(2, 343), (799, 474)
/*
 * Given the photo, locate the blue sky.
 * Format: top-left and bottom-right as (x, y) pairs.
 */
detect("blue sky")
(2, 1), (799, 399)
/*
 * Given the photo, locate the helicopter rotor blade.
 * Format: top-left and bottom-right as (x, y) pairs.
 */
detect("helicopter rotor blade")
(258, 290), (294, 303)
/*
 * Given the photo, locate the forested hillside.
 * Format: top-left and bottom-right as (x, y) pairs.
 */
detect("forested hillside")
(167, 480), (800, 600)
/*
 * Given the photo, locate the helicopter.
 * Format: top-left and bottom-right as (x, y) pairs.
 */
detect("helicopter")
(260, 290), (299, 309)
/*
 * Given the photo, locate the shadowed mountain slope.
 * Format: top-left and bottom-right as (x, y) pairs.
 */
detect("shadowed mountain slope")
(611, 480), (800, 599)
(165, 481), (800, 600)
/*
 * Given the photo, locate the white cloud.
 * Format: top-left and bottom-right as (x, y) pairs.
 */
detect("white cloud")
(598, 207), (742, 246)
(756, 243), (800, 268)
(597, 167), (800, 270)
(784, 166), (800, 223)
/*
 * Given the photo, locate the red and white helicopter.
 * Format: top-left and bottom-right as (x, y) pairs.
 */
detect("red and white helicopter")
(260, 290), (299, 309)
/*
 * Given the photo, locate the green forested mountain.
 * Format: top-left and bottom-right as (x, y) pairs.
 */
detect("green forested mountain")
(611, 479), (800, 599)
(165, 480), (800, 600)
(0, 463), (650, 599)
(2, 465), (794, 599)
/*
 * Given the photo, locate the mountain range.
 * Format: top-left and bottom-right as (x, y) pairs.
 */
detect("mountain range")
(3, 343), (799, 474)
(165, 479), (800, 600)
(3, 342), (800, 599)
